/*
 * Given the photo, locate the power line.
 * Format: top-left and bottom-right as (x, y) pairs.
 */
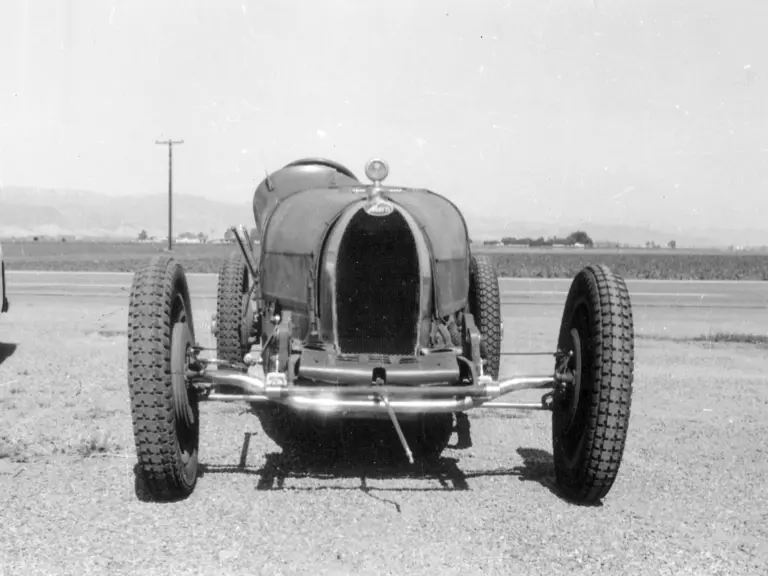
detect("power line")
(155, 139), (184, 251)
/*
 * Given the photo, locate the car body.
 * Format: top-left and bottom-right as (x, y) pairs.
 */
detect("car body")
(250, 157), (483, 376)
(126, 157), (636, 505)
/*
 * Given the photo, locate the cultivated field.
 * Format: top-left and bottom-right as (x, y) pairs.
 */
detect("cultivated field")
(3, 240), (768, 280)
(1, 280), (767, 575)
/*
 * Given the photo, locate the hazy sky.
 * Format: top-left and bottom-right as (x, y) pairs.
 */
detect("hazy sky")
(0, 0), (766, 233)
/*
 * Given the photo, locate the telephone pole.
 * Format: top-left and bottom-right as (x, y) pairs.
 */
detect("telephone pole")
(155, 139), (184, 251)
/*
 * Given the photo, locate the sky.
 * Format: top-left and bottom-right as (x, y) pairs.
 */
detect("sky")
(0, 0), (766, 234)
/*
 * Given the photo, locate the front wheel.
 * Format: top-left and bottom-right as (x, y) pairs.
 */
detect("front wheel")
(551, 264), (634, 504)
(127, 255), (200, 501)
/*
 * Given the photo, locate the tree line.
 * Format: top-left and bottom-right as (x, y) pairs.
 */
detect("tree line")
(136, 228), (262, 243)
(484, 230), (595, 247)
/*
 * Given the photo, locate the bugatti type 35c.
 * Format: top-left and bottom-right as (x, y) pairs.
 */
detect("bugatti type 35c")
(126, 158), (635, 505)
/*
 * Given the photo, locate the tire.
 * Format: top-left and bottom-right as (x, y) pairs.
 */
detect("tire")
(216, 252), (253, 365)
(551, 264), (634, 504)
(469, 254), (502, 379)
(127, 255), (200, 501)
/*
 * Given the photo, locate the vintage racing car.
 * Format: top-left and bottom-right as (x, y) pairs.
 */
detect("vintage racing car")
(126, 157), (635, 505)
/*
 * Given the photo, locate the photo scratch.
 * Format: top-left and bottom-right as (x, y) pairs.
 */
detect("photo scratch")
(422, 91), (459, 100)
(612, 186), (636, 200)
(241, 99), (260, 113)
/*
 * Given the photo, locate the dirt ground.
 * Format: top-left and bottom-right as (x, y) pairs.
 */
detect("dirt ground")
(1, 293), (767, 575)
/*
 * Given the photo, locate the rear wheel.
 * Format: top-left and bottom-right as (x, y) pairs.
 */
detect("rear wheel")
(469, 254), (502, 379)
(127, 255), (200, 501)
(216, 252), (253, 364)
(551, 264), (634, 504)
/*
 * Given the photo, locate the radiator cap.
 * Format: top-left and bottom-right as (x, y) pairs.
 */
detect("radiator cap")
(364, 158), (389, 184)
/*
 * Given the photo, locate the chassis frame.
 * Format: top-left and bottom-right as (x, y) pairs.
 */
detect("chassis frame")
(195, 226), (565, 429)
(194, 227), (566, 416)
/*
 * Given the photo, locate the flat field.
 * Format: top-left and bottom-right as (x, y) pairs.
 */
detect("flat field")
(0, 275), (766, 575)
(3, 240), (768, 280)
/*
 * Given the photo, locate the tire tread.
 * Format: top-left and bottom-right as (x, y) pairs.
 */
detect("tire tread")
(127, 255), (197, 501)
(216, 252), (249, 364)
(470, 254), (503, 379)
(555, 263), (634, 503)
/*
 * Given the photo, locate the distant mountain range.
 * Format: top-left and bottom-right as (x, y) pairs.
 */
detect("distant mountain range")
(0, 186), (764, 248)
(0, 187), (249, 241)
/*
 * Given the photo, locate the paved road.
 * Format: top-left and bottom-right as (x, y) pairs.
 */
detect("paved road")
(6, 270), (768, 309)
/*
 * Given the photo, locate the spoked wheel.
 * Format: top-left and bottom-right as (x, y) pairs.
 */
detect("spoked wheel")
(551, 264), (634, 505)
(128, 255), (200, 501)
(216, 252), (254, 365)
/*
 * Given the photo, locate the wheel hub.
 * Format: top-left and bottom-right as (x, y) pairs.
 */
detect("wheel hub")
(171, 322), (196, 428)
(241, 292), (254, 349)
(557, 327), (582, 432)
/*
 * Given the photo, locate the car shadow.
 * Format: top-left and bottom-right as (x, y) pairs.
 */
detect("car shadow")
(0, 342), (18, 366)
(200, 422), (470, 490)
(488, 447), (605, 508)
(197, 422), (601, 508)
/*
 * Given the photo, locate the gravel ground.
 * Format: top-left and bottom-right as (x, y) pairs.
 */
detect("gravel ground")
(1, 294), (767, 575)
